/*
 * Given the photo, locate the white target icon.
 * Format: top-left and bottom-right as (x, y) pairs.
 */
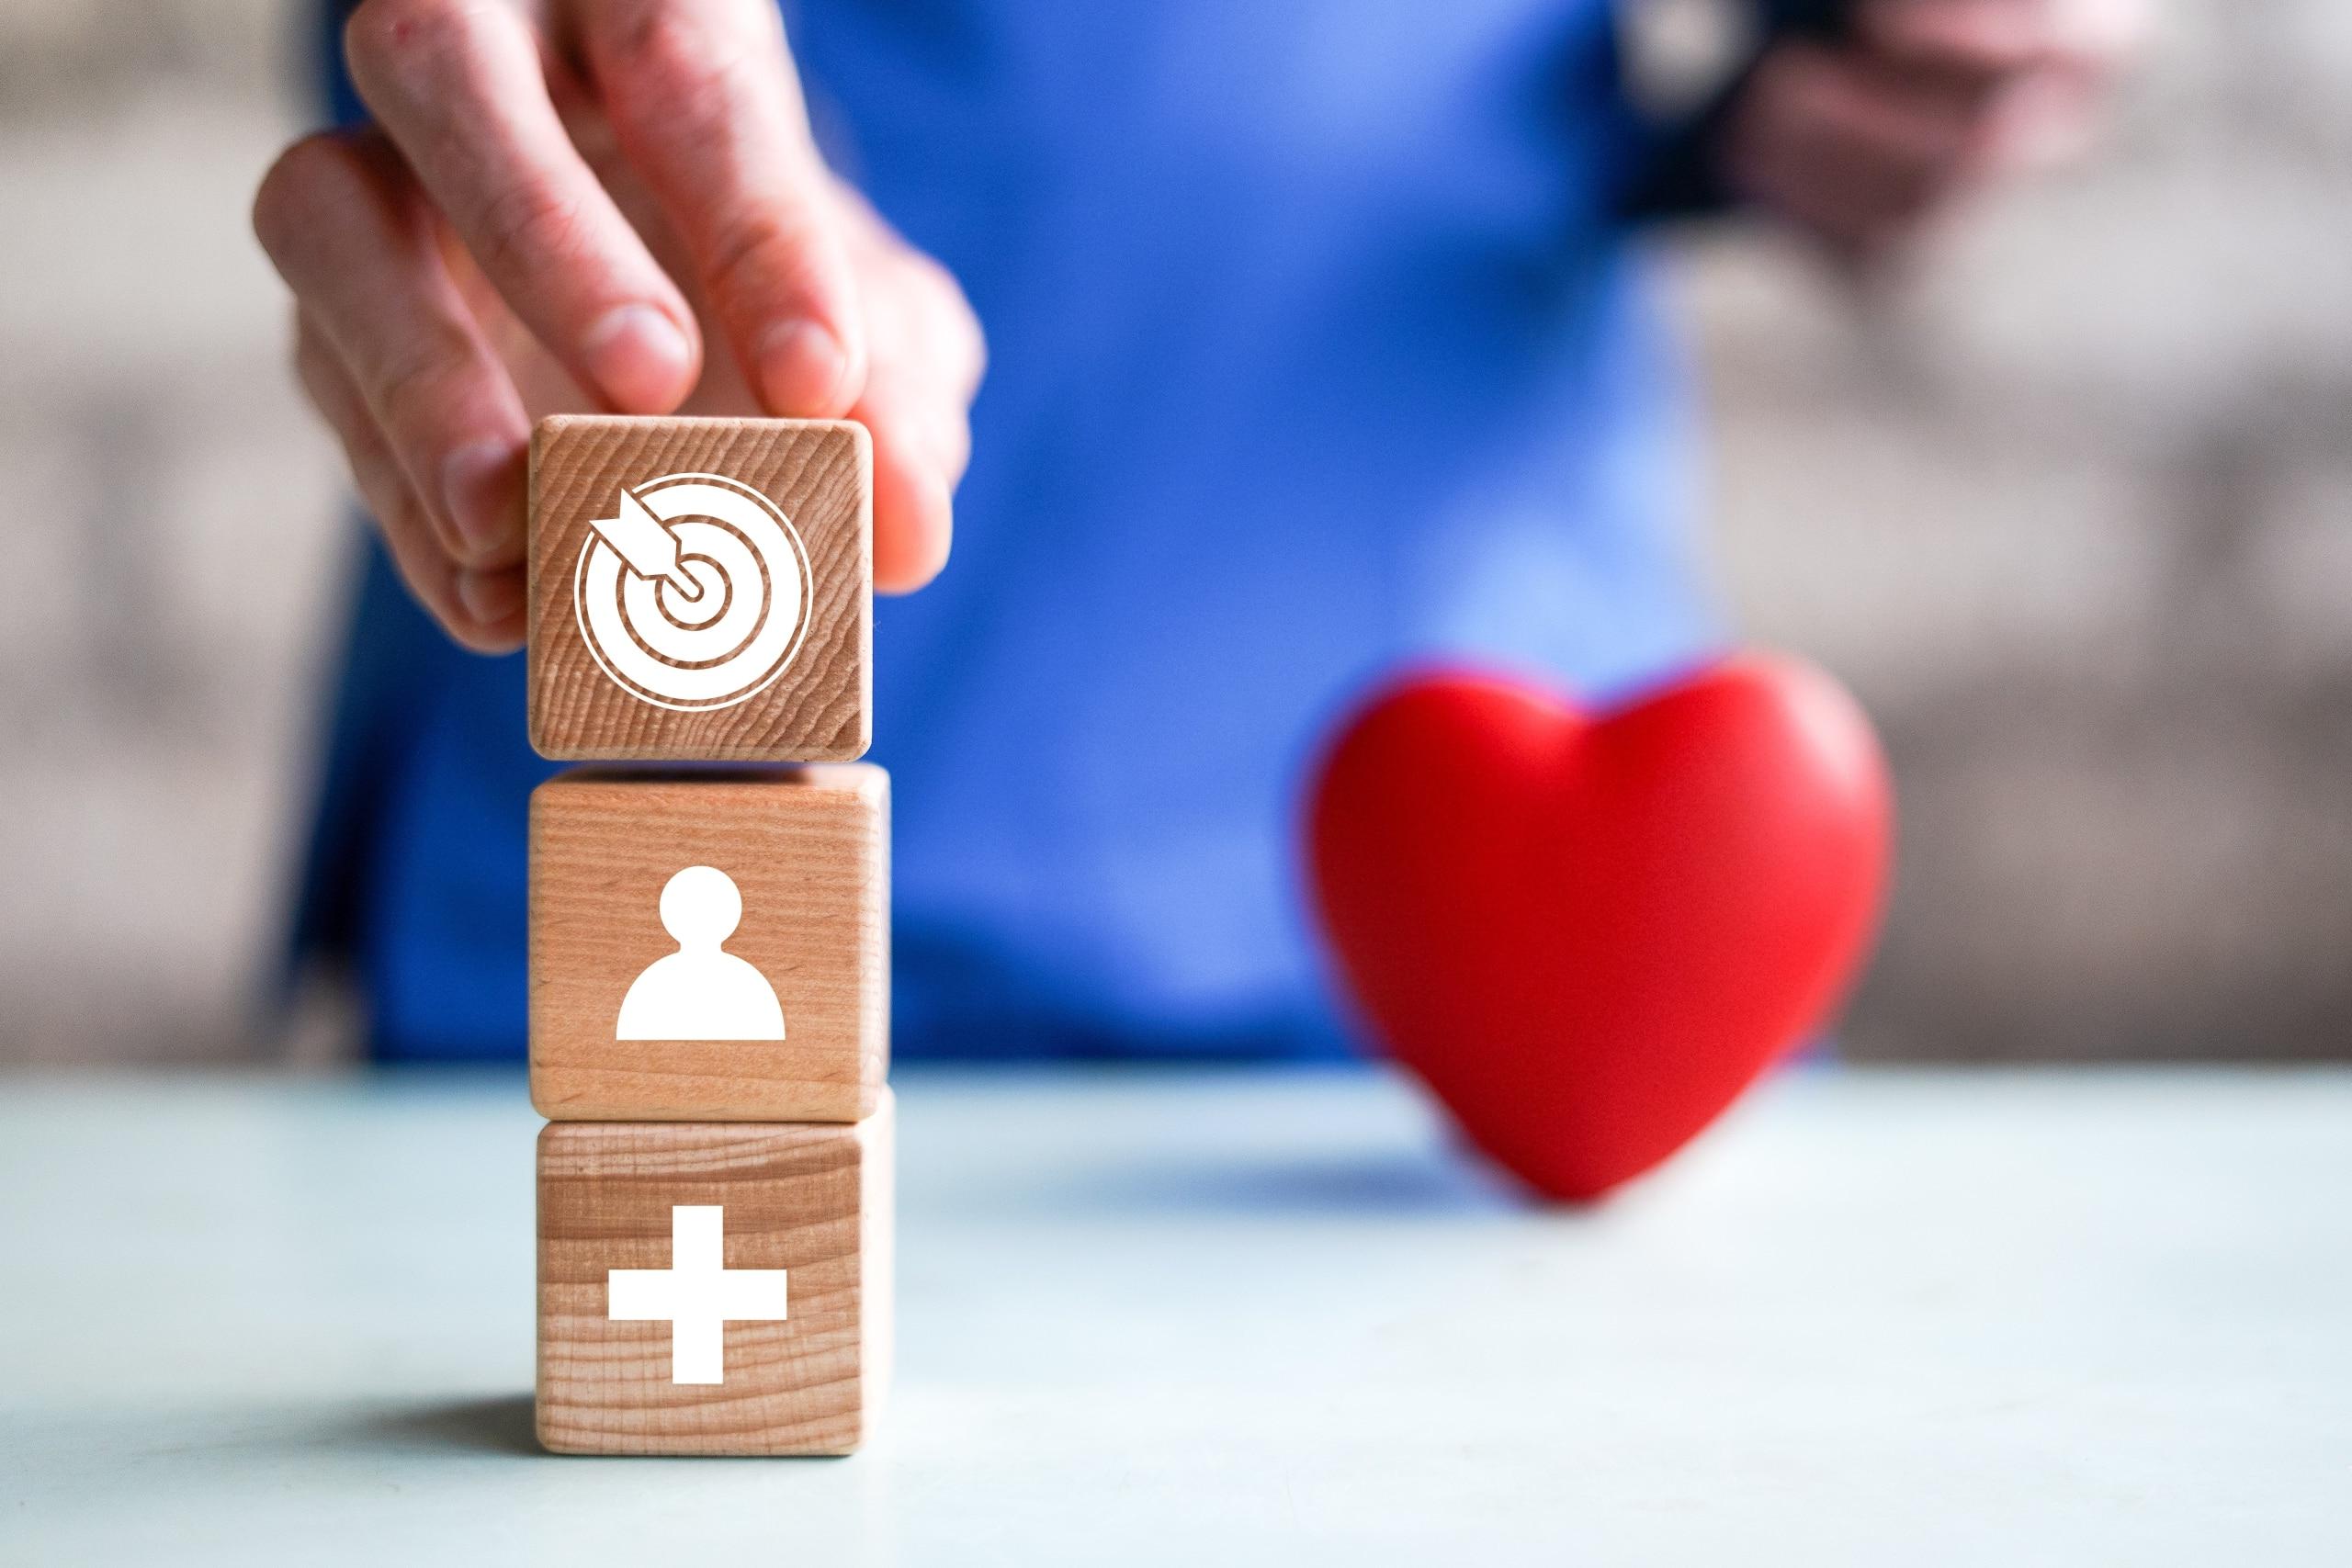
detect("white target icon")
(572, 472), (810, 711)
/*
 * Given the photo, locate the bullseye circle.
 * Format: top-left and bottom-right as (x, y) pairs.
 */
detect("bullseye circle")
(659, 557), (729, 628)
(572, 473), (810, 711)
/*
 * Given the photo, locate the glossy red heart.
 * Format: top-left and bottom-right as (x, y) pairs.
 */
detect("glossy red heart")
(1307, 653), (1891, 1201)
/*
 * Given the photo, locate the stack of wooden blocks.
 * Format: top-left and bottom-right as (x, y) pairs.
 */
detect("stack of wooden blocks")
(523, 415), (890, 1456)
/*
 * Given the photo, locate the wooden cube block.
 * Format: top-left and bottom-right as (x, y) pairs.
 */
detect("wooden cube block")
(530, 765), (888, 1122)
(527, 414), (871, 761)
(537, 1104), (893, 1456)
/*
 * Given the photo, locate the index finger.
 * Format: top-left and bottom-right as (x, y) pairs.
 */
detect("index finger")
(344, 0), (702, 412)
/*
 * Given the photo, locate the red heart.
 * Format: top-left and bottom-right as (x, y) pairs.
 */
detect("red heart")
(1307, 653), (1892, 1201)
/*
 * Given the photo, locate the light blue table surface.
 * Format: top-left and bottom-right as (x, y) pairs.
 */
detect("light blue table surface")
(2, 1065), (2346, 1564)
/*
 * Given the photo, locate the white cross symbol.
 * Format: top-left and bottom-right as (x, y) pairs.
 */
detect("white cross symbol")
(606, 1205), (788, 1384)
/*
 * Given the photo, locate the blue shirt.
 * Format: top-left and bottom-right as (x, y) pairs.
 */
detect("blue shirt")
(299, 0), (1724, 1062)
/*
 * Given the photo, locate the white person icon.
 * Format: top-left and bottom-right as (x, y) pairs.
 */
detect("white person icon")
(616, 866), (787, 1041)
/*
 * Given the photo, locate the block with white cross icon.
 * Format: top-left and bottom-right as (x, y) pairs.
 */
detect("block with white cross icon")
(536, 1101), (893, 1456)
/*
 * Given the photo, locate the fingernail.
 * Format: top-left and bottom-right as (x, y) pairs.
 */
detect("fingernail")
(582, 304), (695, 410)
(441, 440), (520, 558)
(457, 569), (523, 628)
(756, 319), (852, 415)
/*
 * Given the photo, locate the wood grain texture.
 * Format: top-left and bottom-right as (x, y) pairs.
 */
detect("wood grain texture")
(537, 1106), (893, 1457)
(530, 766), (888, 1122)
(527, 414), (871, 761)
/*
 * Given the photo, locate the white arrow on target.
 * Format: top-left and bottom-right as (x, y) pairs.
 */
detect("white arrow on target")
(589, 485), (704, 600)
(572, 470), (810, 711)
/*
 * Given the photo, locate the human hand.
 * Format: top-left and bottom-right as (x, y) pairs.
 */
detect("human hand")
(1724, 0), (2143, 266)
(254, 0), (983, 652)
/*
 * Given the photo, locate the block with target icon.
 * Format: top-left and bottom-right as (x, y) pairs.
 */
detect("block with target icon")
(527, 414), (871, 761)
(529, 764), (888, 1122)
(537, 1104), (893, 1456)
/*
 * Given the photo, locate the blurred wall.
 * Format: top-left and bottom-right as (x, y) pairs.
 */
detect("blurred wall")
(0, 0), (2344, 1065)
(0, 0), (347, 1065)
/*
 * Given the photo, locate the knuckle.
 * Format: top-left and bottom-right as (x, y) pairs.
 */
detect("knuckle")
(594, 5), (797, 164)
(933, 412), (973, 481)
(472, 177), (593, 276)
(253, 133), (357, 260)
(353, 446), (436, 558)
(920, 255), (986, 367)
(891, 250), (986, 390)
(901, 250), (963, 315)
(596, 6), (744, 114)
(369, 338), (471, 450)
(707, 208), (831, 310)
(345, 0), (486, 108)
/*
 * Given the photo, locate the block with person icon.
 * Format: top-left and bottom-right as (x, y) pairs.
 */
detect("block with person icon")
(528, 765), (889, 1123)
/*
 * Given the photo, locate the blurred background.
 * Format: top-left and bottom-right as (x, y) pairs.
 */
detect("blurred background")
(0, 0), (2345, 1067)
